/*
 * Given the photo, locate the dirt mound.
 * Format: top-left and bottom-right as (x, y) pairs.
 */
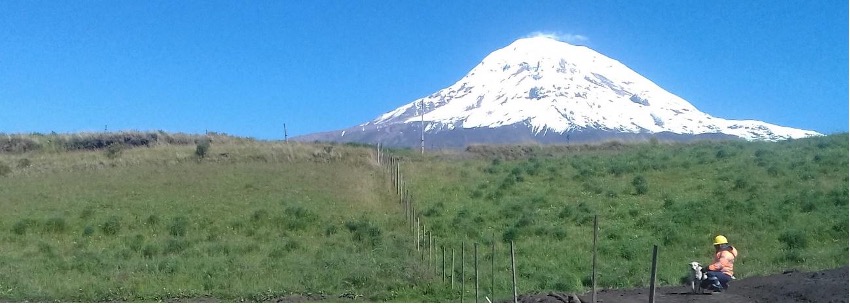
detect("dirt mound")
(518, 266), (848, 303)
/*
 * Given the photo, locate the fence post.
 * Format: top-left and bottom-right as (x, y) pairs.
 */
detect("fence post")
(491, 236), (495, 302)
(421, 225), (426, 261)
(419, 220), (422, 253)
(451, 248), (455, 290)
(592, 215), (598, 304)
(510, 240), (517, 303)
(415, 217), (419, 251)
(649, 245), (659, 303)
(433, 234), (437, 274)
(428, 231), (432, 267)
(475, 243), (479, 303)
(461, 241), (466, 303)
(442, 245), (446, 283)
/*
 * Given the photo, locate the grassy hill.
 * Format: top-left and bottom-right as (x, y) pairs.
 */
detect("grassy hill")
(0, 132), (846, 302)
(396, 134), (848, 293)
(0, 136), (435, 302)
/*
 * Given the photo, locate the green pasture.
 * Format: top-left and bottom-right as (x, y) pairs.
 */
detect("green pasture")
(0, 133), (846, 301)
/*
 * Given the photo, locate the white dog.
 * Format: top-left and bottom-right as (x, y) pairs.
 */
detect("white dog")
(689, 261), (707, 293)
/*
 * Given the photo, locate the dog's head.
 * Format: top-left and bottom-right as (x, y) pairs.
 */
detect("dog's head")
(689, 261), (702, 271)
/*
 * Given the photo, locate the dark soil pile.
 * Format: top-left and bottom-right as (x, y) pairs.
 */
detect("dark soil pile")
(518, 266), (848, 303)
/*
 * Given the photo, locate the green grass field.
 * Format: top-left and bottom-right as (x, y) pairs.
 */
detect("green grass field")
(394, 134), (848, 293)
(0, 133), (846, 301)
(0, 141), (442, 302)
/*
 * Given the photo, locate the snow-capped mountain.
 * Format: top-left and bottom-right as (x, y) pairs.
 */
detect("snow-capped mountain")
(296, 37), (821, 147)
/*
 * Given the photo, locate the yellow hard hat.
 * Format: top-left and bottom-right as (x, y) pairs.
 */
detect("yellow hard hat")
(713, 235), (728, 245)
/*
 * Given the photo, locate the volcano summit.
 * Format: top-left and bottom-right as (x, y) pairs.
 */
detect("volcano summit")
(297, 37), (821, 148)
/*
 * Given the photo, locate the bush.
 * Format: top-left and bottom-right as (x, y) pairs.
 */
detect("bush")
(278, 206), (318, 231)
(662, 197), (675, 209)
(324, 224), (338, 236)
(344, 219), (382, 246)
(558, 205), (574, 219)
(632, 175), (648, 195)
(142, 244), (158, 258)
(715, 148), (730, 159)
(780, 249), (806, 263)
(195, 138), (211, 159)
(251, 209), (267, 222)
(17, 158), (31, 168)
(105, 142), (123, 159)
(163, 238), (189, 254)
(127, 234), (145, 251)
(43, 217), (67, 233)
(157, 258), (179, 274)
(778, 229), (808, 249)
(101, 216), (121, 235)
(11, 219), (35, 235)
(502, 227), (519, 242)
(79, 206), (95, 219)
(38, 242), (56, 257)
(0, 162), (11, 177)
(168, 216), (189, 237)
(145, 214), (160, 226)
(82, 225), (95, 236)
(0, 136), (41, 152)
(552, 228), (567, 241)
(268, 240), (300, 258)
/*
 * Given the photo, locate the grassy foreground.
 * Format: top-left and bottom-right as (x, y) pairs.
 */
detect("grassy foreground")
(0, 133), (846, 301)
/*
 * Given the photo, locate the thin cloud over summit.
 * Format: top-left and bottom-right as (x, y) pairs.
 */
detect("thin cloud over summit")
(525, 31), (589, 45)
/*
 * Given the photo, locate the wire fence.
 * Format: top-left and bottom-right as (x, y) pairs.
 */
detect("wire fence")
(376, 145), (540, 302)
(375, 144), (663, 303)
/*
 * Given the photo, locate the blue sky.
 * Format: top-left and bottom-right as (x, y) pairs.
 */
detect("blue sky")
(1, 1), (847, 139)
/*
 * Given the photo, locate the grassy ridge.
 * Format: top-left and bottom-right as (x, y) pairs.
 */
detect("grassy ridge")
(0, 133), (846, 301)
(397, 134), (848, 293)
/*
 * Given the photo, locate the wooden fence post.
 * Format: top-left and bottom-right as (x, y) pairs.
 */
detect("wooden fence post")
(461, 242), (465, 303)
(421, 225), (426, 261)
(451, 248), (455, 289)
(510, 240), (517, 303)
(649, 245), (658, 303)
(475, 243), (479, 303)
(491, 236), (495, 302)
(415, 217), (419, 251)
(433, 235), (438, 275)
(592, 215), (598, 304)
(428, 231), (432, 267)
(442, 245), (446, 283)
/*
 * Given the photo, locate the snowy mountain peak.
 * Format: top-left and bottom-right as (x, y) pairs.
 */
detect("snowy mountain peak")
(365, 37), (820, 142)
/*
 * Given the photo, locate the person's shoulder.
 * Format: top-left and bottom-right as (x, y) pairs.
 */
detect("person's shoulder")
(729, 246), (739, 256)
